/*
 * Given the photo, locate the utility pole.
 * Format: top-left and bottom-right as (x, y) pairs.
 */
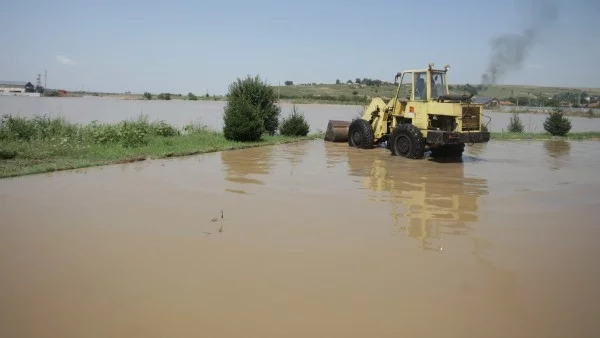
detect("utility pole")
(44, 69), (47, 89)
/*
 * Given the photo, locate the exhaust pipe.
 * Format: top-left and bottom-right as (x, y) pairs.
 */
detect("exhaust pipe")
(324, 120), (351, 142)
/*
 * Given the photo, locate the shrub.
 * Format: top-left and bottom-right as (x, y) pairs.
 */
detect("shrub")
(157, 93), (171, 100)
(507, 111), (524, 133)
(85, 115), (159, 147)
(183, 122), (210, 134)
(223, 75), (280, 137)
(118, 119), (150, 147)
(85, 121), (120, 144)
(223, 97), (265, 142)
(149, 120), (180, 137)
(0, 114), (79, 141)
(0, 114), (186, 149)
(0, 150), (17, 159)
(543, 109), (572, 136)
(143, 92), (152, 100)
(279, 105), (310, 136)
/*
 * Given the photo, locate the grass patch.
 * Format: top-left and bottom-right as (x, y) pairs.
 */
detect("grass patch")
(490, 131), (600, 140)
(0, 114), (323, 179)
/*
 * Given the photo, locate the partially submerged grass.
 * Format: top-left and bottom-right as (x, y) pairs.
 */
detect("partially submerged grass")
(0, 114), (323, 179)
(490, 131), (600, 140)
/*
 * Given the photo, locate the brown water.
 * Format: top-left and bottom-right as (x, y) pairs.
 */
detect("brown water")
(1, 140), (600, 338)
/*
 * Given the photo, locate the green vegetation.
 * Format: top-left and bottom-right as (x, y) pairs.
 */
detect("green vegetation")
(223, 75), (281, 141)
(270, 82), (600, 108)
(157, 93), (171, 100)
(223, 96), (265, 142)
(279, 105), (310, 137)
(507, 112), (525, 133)
(0, 114), (321, 179)
(544, 109), (572, 136)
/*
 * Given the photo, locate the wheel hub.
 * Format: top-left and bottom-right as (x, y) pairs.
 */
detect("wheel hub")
(352, 130), (362, 144)
(396, 136), (410, 154)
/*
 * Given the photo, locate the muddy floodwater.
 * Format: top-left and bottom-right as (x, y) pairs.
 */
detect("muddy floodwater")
(1, 139), (600, 338)
(3, 95), (600, 133)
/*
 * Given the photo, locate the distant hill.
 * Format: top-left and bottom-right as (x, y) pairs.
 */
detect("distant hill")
(271, 82), (600, 107)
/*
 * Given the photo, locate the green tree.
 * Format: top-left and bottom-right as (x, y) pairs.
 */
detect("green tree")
(157, 93), (171, 100)
(222, 97), (265, 142)
(222, 75), (281, 141)
(224, 75), (280, 136)
(507, 112), (524, 133)
(543, 108), (572, 136)
(279, 105), (310, 136)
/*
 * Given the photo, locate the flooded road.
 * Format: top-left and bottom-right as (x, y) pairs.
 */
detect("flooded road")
(1, 139), (600, 338)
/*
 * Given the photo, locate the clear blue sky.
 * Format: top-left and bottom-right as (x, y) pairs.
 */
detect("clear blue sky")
(1, 0), (598, 94)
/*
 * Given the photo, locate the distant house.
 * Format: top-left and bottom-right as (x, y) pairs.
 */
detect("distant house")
(472, 96), (499, 107)
(24, 82), (35, 93)
(0, 81), (29, 93)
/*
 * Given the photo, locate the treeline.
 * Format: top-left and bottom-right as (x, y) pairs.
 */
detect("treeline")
(283, 78), (394, 87)
(497, 91), (598, 108)
(336, 78), (394, 86)
(142, 92), (221, 101)
(278, 92), (370, 104)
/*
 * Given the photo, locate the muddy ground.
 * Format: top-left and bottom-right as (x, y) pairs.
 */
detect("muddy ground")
(1, 139), (599, 338)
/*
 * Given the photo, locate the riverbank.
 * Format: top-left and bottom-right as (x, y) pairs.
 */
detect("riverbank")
(0, 115), (323, 179)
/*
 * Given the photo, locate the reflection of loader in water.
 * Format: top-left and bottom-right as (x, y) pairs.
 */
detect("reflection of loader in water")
(346, 148), (489, 251)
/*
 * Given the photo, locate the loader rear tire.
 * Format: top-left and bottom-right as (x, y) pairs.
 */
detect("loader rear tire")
(348, 119), (374, 149)
(389, 124), (425, 159)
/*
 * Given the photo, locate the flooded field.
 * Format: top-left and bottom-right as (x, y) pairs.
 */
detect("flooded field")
(2, 95), (600, 133)
(1, 139), (599, 338)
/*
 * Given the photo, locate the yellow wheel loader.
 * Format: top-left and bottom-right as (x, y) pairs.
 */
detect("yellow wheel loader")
(324, 63), (490, 159)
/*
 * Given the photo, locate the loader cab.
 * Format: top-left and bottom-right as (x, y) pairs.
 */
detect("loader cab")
(396, 68), (450, 101)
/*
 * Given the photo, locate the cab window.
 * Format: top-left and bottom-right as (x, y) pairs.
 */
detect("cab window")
(414, 72), (427, 100)
(398, 72), (413, 100)
(430, 72), (447, 99)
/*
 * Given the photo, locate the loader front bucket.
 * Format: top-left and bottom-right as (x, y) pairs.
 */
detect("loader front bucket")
(324, 120), (351, 142)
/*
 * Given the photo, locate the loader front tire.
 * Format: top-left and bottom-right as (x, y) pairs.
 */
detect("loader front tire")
(348, 119), (374, 149)
(389, 124), (425, 159)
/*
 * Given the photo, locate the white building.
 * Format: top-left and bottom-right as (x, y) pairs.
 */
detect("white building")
(0, 81), (33, 93)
